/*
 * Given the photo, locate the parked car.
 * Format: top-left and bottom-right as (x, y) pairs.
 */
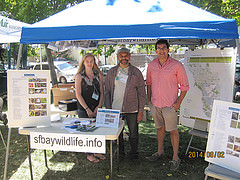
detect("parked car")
(32, 61), (78, 83)
(99, 65), (115, 76)
(54, 57), (78, 67)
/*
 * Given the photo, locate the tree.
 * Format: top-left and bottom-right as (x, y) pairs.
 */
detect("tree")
(1, 0), (84, 84)
(221, 0), (240, 26)
(1, 0), (84, 23)
(183, 0), (240, 26)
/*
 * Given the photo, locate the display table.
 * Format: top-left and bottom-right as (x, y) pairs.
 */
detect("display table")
(18, 118), (124, 179)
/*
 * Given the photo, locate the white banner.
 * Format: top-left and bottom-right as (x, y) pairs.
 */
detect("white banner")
(30, 132), (106, 153)
(0, 15), (29, 43)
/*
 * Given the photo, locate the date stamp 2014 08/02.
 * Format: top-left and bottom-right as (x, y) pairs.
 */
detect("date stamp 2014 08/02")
(188, 151), (225, 158)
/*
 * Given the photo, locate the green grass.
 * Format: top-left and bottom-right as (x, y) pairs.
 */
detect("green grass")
(0, 119), (208, 180)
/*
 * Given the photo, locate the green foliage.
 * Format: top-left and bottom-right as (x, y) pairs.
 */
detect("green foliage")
(183, 0), (240, 26)
(141, 44), (155, 55)
(27, 45), (39, 58)
(105, 45), (115, 58)
(221, 0), (240, 26)
(1, 0), (84, 23)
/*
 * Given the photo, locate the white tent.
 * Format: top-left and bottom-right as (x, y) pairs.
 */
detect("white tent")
(0, 15), (29, 43)
(20, 0), (239, 44)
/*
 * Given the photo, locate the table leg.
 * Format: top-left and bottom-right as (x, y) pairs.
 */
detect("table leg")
(110, 140), (113, 178)
(44, 150), (48, 168)
(117, 137), (119, 171)
(26, 135), (34, 180)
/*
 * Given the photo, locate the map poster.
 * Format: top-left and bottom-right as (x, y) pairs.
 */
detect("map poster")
(205, 100), (240, 173)
(180, 48), (237, 131)
(7, 70), (51, 128)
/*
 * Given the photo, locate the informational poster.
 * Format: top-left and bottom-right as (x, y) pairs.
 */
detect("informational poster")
(7, 70), (51, 127)
(96, 108), (120, 128)
(180, 48), (237, 130)
(205, 100), (240, 173)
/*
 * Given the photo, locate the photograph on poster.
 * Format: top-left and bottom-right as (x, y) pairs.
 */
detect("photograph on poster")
(28, 97), (47, 117)
(28, 78), (47, 94)
(230, 110), (240, 129)
(231, 112), (238, 120)
(226, 135), (240, 158)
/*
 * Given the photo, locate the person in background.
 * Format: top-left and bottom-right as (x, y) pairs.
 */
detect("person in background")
(104, 48), (146, 161)
(146, 39), (189, 171)
(75, 53), (105, 163)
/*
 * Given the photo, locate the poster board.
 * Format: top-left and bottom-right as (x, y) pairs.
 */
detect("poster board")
(96, 108), (120, 128)
(180, 48), (237, 131)
(205, 100), (240, 173)
(7, 70), (51, 127)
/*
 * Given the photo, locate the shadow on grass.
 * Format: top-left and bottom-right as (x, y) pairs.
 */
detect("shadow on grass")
(0, 127), (29, 179)
(1, 120), (208, 180)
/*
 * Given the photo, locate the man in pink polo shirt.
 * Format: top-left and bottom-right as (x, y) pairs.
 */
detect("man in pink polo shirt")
(146, 39), (189, 171)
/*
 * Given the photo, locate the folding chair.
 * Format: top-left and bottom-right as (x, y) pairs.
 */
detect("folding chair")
(204, 163), (240, 180)
(185, 119), (208, 155)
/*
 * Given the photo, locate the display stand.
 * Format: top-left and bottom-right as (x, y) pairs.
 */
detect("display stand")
(0, 128), (6, 148)
(4, 70), (51, 180)
(4, 128), (11, 180)
(185, 119), (208, 155)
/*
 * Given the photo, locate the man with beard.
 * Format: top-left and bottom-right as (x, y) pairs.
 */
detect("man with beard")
(104, 48), (146, 161)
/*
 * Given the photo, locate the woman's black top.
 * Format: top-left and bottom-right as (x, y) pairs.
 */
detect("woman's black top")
(77, 69), (100, 112)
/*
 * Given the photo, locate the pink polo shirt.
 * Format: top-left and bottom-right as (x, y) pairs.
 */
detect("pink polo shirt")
(146, 56), (189, 108)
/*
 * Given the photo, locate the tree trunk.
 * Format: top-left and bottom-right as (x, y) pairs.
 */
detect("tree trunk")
(44, 44), (58, 86)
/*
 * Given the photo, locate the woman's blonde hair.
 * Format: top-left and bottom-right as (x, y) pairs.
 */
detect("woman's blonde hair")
(76, 53), (101, 75)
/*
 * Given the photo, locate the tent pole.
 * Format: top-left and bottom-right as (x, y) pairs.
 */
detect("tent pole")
(16, 44), (23, 69)
(236, 39), (240, 62)
(4, 44), (23, 180)
(7, 43), (11, 69)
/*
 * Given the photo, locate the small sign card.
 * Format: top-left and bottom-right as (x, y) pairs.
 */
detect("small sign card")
(96, 108), (120, 128)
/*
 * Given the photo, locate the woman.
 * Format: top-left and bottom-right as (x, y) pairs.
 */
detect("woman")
(75, 53), (105, 163)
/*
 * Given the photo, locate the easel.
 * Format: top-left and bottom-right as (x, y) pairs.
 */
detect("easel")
(185, 119), (209, 155)
(0, 128), (6, 148)
(4, 128), (11, 180)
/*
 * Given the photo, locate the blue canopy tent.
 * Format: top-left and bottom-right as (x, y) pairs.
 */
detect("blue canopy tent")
(20, 0), (239, 44)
